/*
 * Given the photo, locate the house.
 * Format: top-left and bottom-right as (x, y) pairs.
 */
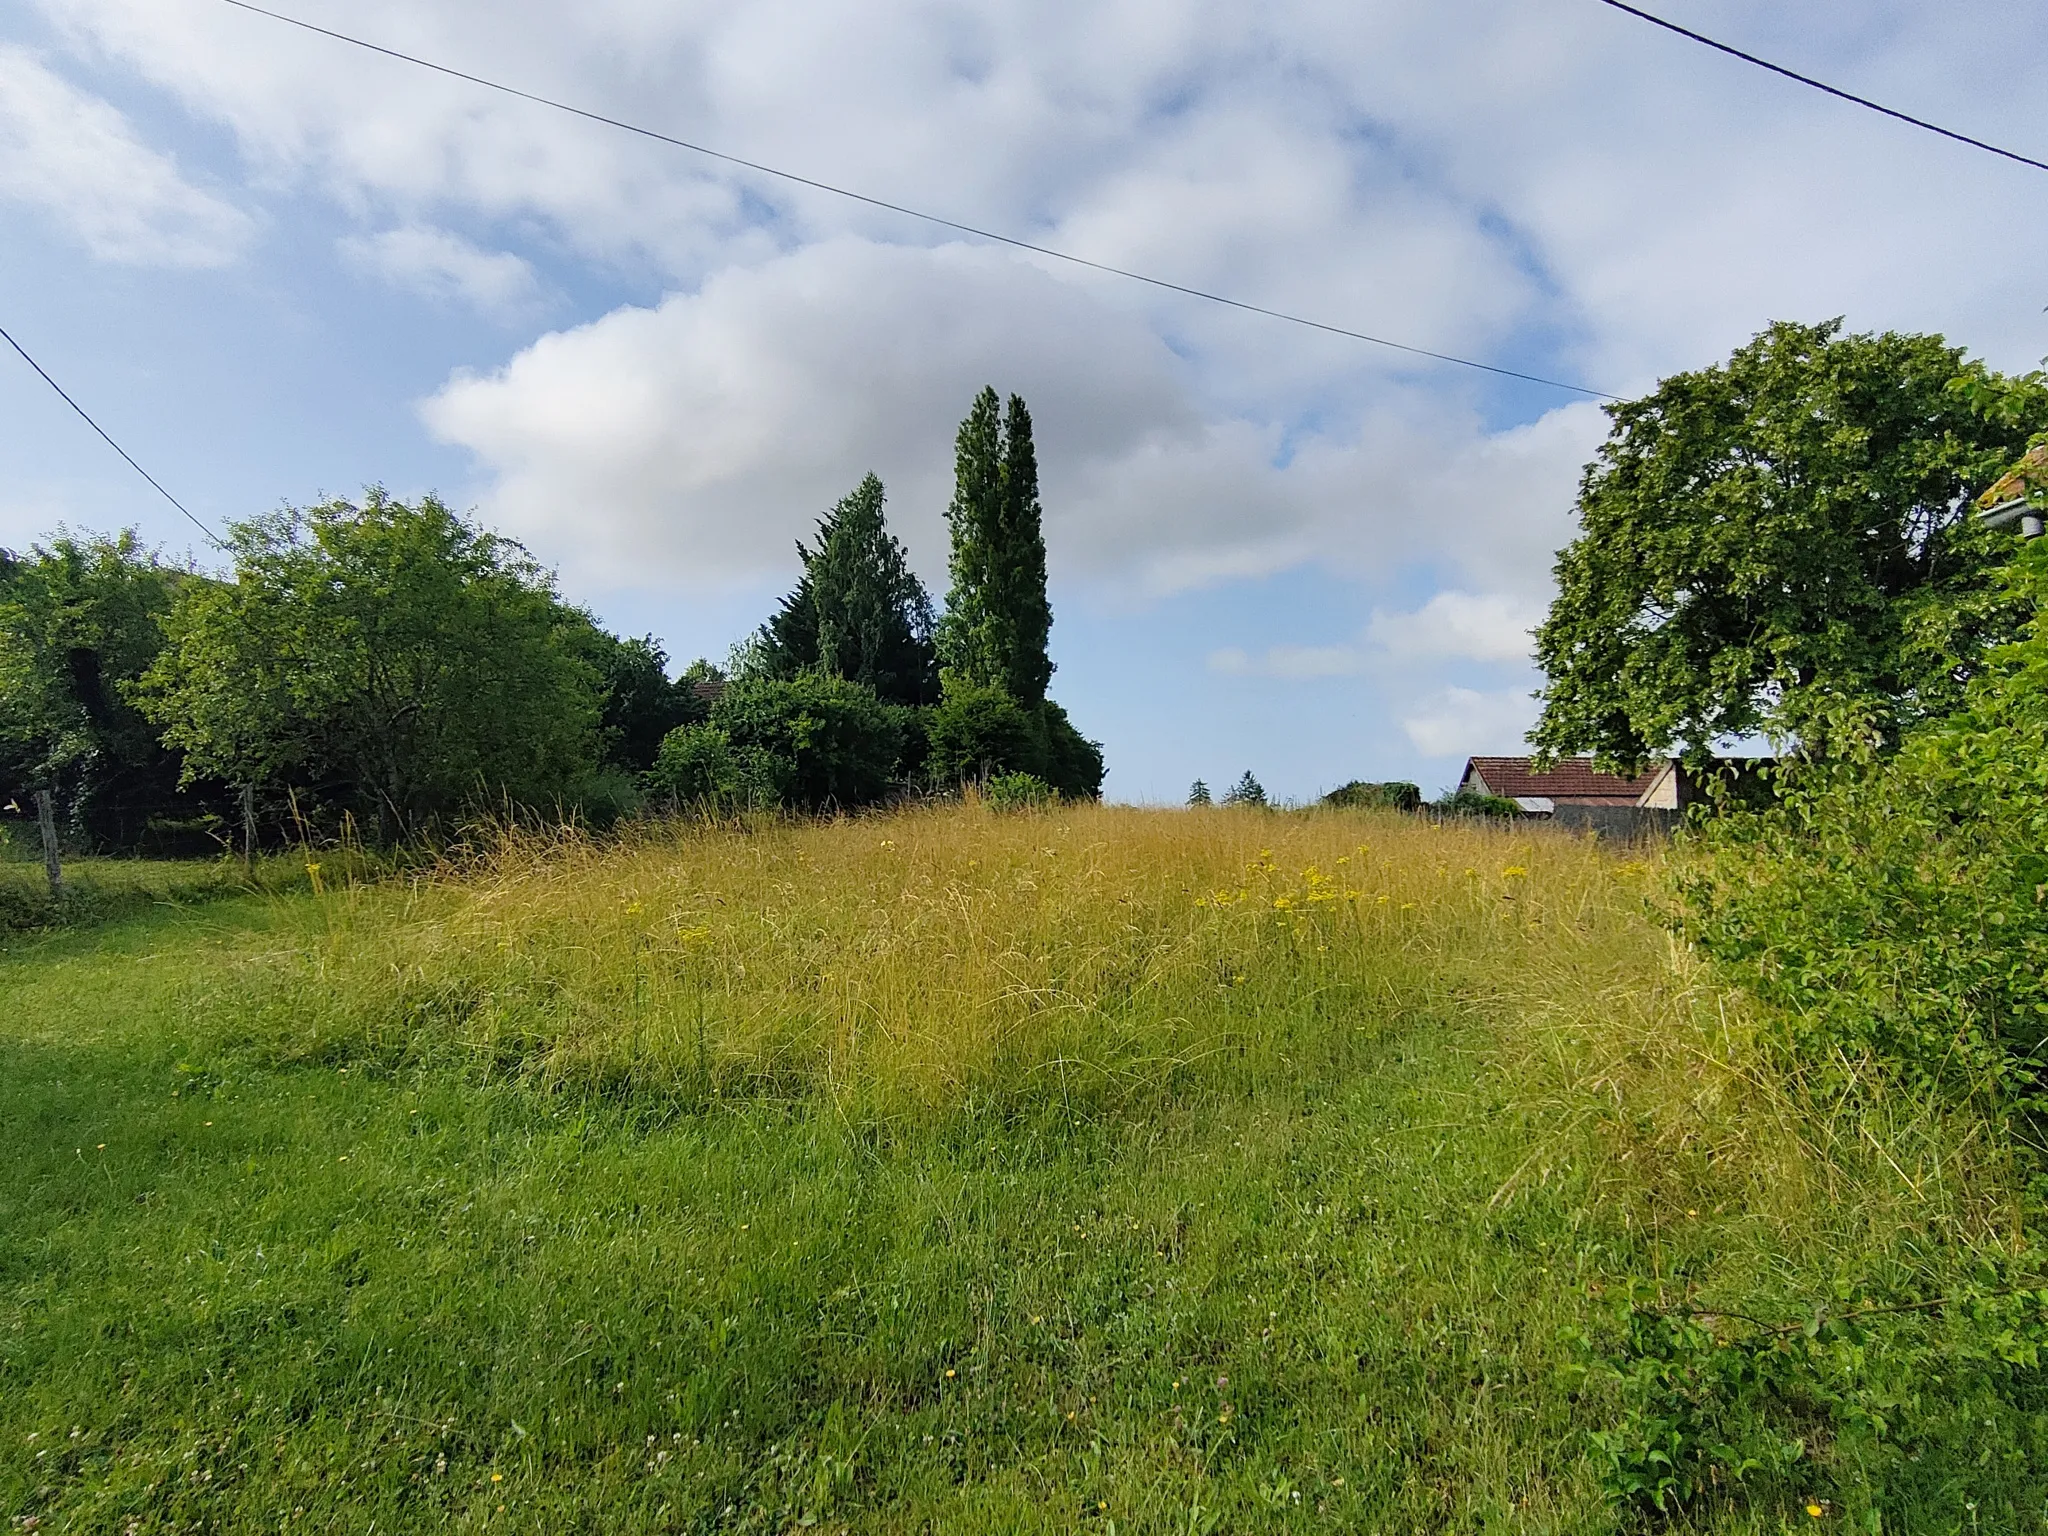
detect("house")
(1457, 756), (1661, 816)
(1457, 755), (1771, 832)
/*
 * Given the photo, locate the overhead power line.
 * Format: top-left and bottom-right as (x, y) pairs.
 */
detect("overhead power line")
(0, 322), (224, 548)
(1593, 0), (2048, 175)
(216, 0), (1615, 401)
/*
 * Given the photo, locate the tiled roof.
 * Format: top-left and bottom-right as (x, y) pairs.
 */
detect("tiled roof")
(1462, 756), (1660, 806)
(1979, 443), (2048, 509)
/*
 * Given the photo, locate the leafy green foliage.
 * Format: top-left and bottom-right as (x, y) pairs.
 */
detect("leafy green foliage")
(1582, 1276), (2048, 1526)
(644, 723), (786, 813)
(0, 533), (219, 850)
(981, 771), (1052, 810)
(756, 474), (938, 708)
(923, 683), (1102, 799)
(924, 681), (1037, 786)
(1434, 788), (1522, 819)
(138, 491), (601, 839)
(697, 673), (904, 812)
(937, 389), (1054, 704)
(1674, 531), (2048, 1103)
(1033, 698), (1104, 800)
(1534, 320), (2048, 768)
(1321, 780), (1421, 812)
(572, 629), (703, 774)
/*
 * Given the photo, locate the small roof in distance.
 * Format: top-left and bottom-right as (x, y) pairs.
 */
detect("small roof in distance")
(1463, 756), (1659, 805)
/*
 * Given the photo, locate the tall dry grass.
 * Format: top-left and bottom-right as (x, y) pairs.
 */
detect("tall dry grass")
(195, 801), (2020, 1260)
(205, 804), (1598, 1100)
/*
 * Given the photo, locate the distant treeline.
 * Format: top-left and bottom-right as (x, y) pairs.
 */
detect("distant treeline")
(0, 387), (1099, 853)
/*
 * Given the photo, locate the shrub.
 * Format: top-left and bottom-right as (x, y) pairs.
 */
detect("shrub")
(1672, 533), (2048, 1102)
(983, 772), (1053, 810)
(925, 683), (1037, 785)
(1581, 1277), (2048, 1525)
(702, 674), (904, 812)
(1321, 780), (1421, 812)
(923, 684), (1103, 799)
(1434, 788), (1522, 819)
(644, 724), (785, 813)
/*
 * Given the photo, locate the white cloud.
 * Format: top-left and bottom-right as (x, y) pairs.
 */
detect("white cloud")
(421, 236), (1204, 589)
(421, 233), (1614, 599)
(1401, 685), (1536, 757)
(1368, 590), (1545, 664)
(0, 45), (249, 266)
(340, 226), (541, 317)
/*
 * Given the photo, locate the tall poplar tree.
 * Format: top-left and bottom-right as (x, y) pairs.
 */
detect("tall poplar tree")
(938, 388), (1054, 703)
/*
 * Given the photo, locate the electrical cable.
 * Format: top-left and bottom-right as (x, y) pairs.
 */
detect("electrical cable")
(0, 322), (225, 548)
(1592, 0), (2048, 175)
(216, 0), (1615, 400)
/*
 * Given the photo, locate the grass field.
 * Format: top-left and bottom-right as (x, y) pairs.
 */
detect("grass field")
(1, 805), (2036, 1533)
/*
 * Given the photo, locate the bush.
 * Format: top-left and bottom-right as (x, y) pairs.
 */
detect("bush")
(1581, 1277), (2048, 1525)
(924, 686), (1103, 799)
(709, 674), (903, 812)
(645, 725), (786, 813)
(1321, 780), (1421, 812)
(1433, 788), (1522, 819)
(925, 684), (1037, 785)
(982, 772), (1053, 810)
(1672, 535), (2048, 1102)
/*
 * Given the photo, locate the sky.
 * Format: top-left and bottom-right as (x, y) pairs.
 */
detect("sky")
(3, 0), (2046, 803)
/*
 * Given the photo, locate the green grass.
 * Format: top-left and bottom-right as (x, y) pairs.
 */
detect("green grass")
(1, 807), (2039, 1532)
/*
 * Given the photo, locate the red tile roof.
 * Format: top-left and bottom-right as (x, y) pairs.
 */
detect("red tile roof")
(1461, 756), (1660, 806)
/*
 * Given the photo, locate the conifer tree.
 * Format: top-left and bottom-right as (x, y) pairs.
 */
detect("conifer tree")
(1221, 771), (1266, 807)
(756, 473), (937, 707)
(938, 388), (1054, 703)
(1187, 779), (1211, 807)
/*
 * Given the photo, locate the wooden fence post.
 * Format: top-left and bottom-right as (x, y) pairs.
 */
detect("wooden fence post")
(34, 788), (61, 899)
(241, 783), (257, 866)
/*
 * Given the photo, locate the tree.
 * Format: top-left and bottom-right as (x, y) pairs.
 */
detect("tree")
(570, 628), (702, 774)
(1532, 320), (2048, 769)
(1187, 779), (1212, 807)
(1222, 771), (1266, 807)
(937, 389), (1054, 703)
(0, 533), (216, 850)
(757, 473), (937, 706)
(139, 490), (601, 840)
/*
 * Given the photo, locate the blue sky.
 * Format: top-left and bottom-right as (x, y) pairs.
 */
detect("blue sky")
(4, 0), (2047, 802)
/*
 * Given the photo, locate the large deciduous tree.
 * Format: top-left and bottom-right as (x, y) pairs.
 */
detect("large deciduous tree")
(139, 490), (601, 839)
(756, 472), (937, 707)
(1531, 320), (2048, 768)
(0, 533), (215, 850)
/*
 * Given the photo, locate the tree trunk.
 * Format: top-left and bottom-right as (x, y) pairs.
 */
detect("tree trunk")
(34, 789), (62, 898)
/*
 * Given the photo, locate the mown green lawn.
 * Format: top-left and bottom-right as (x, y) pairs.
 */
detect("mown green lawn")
(1, 810), (2037, 1533)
